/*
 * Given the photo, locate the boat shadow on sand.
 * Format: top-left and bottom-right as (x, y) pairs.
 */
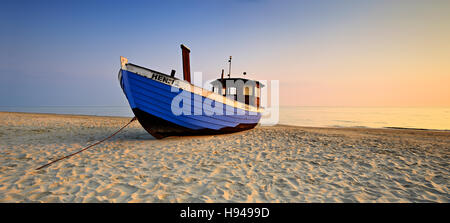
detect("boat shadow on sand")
(113, 128), (157, 141)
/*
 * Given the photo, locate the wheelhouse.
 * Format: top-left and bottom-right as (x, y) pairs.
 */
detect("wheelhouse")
(210, 78), (264, 108)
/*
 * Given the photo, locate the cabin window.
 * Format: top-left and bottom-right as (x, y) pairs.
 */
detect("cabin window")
(213, 87), (219, 94)
(228, 87), (237, 95)
(244, 86), (253, 96)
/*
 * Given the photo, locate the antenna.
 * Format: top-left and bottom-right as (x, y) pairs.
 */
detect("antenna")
(228, 56), (232, 78)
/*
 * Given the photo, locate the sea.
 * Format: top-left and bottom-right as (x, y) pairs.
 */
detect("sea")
(0, 106), (449, 131)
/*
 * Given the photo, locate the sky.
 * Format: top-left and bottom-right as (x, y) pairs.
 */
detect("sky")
(1, 0), (449, 107)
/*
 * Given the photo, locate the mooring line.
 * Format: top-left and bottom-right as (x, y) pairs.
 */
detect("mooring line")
(36, 117), (137, 170)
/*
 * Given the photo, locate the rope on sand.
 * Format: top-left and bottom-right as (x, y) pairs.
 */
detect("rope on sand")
(36, 117), (137, 170)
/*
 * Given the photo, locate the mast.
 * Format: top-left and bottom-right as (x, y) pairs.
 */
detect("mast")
(228, 56), (232, 78)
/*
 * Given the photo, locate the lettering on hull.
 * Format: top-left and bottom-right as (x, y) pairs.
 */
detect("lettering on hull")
(151, 73), (175, 85)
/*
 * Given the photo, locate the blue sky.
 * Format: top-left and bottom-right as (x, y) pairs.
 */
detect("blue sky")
(1, 0), (449, 106)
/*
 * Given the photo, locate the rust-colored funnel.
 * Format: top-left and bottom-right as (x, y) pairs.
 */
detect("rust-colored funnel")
(181, 44), (191, 83)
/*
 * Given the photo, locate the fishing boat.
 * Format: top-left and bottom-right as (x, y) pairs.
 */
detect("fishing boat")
(118, 44), (264, 139)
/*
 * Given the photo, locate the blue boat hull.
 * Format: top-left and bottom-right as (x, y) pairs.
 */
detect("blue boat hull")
(119, 67), (262, 138)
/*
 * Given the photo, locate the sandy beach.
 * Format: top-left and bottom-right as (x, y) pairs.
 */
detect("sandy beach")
(0, 111), (448, 203)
